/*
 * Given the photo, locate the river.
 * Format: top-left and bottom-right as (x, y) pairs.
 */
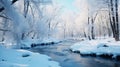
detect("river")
(29, 40), (120, 67)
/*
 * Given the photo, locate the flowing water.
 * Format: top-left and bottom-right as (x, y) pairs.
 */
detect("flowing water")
(30, 40), (120, 67)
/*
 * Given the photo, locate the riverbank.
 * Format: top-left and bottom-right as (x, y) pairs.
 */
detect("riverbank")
(70, 38), (120, 60)
(0, 45), (60, 67)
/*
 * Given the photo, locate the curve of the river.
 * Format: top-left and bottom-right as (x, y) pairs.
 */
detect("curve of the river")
(30, 40), (120, 67)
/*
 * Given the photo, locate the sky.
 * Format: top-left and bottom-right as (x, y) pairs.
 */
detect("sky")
(54, 0), (89, 21)
(53, 0), (102, 14)
(53, 0), (90, 16)
(54, 0), (79, 13)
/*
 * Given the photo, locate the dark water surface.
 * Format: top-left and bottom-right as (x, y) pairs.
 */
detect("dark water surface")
(29, 40), (120, 67)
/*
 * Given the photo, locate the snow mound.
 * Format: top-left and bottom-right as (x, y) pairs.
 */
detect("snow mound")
(70, 38), (120, 59)
(0, 45), (61, 67)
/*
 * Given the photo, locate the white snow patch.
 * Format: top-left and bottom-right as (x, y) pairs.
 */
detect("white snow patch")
(0, 45), (61, 67)
(70, 38), (120, 57)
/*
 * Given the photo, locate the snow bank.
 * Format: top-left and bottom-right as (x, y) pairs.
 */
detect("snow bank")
(0, 45), (61, 67)
(70, 38), (120, 59)
(21, 38), (61, 48)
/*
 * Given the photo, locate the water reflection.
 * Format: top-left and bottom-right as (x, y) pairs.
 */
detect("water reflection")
(30, 41), (120, 67)
(114, 63), (120, 67)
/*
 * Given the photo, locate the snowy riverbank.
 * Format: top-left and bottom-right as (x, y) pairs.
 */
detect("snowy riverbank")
(20, 38), (62, 48)
(70, 38), (120, 60)
(0, 45), (61, 67)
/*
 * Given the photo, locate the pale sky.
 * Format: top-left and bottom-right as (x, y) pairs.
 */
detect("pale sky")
(54, 0), (79, 13)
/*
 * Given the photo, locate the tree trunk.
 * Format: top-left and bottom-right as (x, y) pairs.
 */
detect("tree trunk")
(24, 0), (29, 18)
(115, 0), (119, 41)
(91, 18), (95, 39)
(110, 0), (116, 38)
(88, 13), (91, 40)
(109, 0), (119, 41)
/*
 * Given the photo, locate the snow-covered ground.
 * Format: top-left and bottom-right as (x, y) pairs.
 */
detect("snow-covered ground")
(0, 45), (61, 67)
(70, 38), (120, 59)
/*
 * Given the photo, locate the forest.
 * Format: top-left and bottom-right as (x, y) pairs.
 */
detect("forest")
(0, 0), (120, 67)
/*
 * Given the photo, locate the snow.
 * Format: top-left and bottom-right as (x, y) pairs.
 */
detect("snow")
(21, 38), (61, 47)
(0, 45), (61, 67)
(70, 38), (120, 58)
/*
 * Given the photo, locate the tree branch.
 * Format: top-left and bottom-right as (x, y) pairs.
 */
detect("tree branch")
(0, 28), (10, 31)
(11, 0), (18, 4)
(0, 15), (11, 19)
(0, 0), (18, 12)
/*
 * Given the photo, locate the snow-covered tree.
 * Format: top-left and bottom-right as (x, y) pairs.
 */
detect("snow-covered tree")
(0, 0), (63, 47)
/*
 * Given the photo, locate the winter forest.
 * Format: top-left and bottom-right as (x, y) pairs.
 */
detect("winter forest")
(0, 0), (120, 67)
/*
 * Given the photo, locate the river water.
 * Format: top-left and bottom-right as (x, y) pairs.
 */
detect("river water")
(30, 40), (120, 67)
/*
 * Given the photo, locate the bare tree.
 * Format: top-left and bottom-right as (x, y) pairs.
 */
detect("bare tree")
(109, 0), (119, 41)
